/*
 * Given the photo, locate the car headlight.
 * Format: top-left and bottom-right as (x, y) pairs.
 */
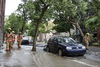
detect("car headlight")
(82, 46), (86, 49)
(66, 47), (72, 49)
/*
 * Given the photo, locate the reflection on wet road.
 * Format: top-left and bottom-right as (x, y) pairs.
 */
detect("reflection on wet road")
(1, 45), (100, 67)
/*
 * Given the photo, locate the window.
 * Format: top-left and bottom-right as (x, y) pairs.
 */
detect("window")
(58, 37), (76, 43)
(49, 37), (54, 42)
(63, 37), (76, 43)
(53, 38), (58, 42)
(58, 38), (64, 43)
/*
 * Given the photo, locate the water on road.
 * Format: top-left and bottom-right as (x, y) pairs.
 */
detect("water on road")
(1, 45), (100, 67)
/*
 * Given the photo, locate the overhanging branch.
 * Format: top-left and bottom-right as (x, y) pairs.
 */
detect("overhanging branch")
(67, 21), (76, 25)
(60, 15), (76, 25)
(40, 0), (46, 6)
(77, 15), (81, 23)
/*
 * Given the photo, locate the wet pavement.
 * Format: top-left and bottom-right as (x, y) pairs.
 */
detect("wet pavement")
(0, 43), (100, 67)
(88, 46), (100, 52)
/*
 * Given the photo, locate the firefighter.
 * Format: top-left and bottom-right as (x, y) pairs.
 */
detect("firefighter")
(4, 28), (13, 51)
(17, 32), (23, 48)
(11, 31), (15, 48)
(84, 33), (91, 50)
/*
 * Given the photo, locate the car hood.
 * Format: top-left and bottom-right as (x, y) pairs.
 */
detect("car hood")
(62, 43), (83, 46)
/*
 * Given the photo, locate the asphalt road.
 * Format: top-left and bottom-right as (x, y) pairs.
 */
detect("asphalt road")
(0, 43), (100, 67)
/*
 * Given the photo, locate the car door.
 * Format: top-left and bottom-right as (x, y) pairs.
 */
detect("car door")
(53, 38), (58, 52)
(48, 37), (54, 52)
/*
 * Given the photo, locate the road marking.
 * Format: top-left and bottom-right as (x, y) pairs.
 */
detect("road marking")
(72, 60), (98, 67)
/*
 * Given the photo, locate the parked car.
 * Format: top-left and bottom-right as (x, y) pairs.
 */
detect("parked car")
(29, 40), (33, 44)
(21, 37), (29, 45)
(44, 36), (86, 56)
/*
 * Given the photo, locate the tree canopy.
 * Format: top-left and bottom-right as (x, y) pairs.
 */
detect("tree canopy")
(4, 13), (29, 34)
(4, 0), (100, 51)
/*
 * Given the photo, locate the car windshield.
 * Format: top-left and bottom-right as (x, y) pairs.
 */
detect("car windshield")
(64, 38), (76, 43)
(58, 37), (76, 43)
(23, 37), (29, 40)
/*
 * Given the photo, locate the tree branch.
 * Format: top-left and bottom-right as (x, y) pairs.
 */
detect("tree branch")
(77, 15), (81, 23)
(40, 0), (46, 6)
(59, 15), (76, 25)
(71, 15), (77, 23)
(67, 21), (76, 25)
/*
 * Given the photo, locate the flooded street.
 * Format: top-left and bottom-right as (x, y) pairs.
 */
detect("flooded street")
(0, 44), (100, 67)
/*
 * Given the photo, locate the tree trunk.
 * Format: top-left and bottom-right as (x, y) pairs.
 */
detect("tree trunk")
(21, 7), (27, 33)
(76, 23), (84, 38)
(68, 29), (71, 37)
(21, 23), (25, 33)
(31, 5), (49, 51)
(21, 24), (24, 33)
(45, 33), (46, 43)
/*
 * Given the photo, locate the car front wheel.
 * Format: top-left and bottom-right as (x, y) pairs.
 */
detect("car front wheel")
(58, 49), (63, 56)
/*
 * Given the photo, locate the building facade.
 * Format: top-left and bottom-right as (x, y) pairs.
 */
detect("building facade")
(0, 0), (6, 46)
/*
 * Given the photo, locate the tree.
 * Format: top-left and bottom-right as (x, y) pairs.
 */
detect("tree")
(4, 13), (21, 34)
(17, 0), (29, 33)
(52, 16), (74, 37)
(85, 16), (100, 32)
(4, 13), (29, 34)
(25, 0), (55, 51)
(32, 3), (50, 51)
(18, 0), (54, 51)
(84, 0), (100, 31)
(18, 0), (88, 51)
(52, 0), (87, 38)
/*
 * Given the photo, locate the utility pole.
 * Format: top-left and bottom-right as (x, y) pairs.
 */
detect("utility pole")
(0, 0), (6, 47)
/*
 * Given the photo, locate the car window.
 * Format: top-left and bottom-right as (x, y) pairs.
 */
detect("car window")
(53, 38), (57, 42)
(49, 37), (54, 42)
(58, 38), (65, 43)
(64, 37), (76, 43)
(58, 37), (76, 43)
(23, 37), (29, 40)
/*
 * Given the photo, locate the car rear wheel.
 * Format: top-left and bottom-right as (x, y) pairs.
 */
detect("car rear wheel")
(58, 49), (63, 56)
(47, 47), (50, 52)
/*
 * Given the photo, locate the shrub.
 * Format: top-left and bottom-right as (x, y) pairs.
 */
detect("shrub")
(92, 43), (99, 45)
(89, 34), (97, 44)
(98, 40), (100, 45)
(89, 34), (94, 43)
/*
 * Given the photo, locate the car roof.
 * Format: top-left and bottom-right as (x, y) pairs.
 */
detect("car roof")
(52, 36), (70, 39)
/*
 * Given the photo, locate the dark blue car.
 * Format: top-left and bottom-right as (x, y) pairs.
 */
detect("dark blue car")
(45, 36), (86, 56)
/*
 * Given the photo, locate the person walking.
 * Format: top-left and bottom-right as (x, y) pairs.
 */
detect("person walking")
(84, 33), (91, 50)
(17, 32), (23, 48)
(4, 28), (13, 51)
(11, 31), (15, 48)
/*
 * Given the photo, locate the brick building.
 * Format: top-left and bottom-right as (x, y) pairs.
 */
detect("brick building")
(0, 0), (6, 46)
